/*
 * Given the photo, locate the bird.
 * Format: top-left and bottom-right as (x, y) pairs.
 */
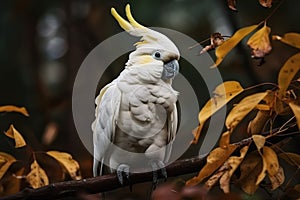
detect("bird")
(92, 4), (180, 189)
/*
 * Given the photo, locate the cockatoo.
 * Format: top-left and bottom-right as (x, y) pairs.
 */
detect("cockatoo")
(92, 4), (180, 187)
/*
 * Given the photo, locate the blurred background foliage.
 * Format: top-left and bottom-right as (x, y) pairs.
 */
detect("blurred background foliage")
(0, 0), (299, 182)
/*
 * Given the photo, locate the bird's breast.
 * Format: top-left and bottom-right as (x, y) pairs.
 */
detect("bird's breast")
(113, 81), (177, 152)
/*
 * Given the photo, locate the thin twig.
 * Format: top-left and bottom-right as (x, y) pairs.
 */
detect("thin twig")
(264, 0), (286, 22)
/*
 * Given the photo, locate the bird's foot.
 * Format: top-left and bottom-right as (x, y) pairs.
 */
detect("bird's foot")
(149, 160), (167, 190)
(116, 164), (132, 191)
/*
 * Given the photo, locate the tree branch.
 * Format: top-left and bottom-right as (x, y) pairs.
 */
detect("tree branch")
(2, 129), (296, 200)
(0, 156), (207, 200)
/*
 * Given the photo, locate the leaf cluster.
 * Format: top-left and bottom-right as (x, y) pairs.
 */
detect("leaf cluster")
(0, 106), (82, 196)
(188, 0), (300, 197)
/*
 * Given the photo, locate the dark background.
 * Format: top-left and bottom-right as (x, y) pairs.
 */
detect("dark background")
(0, 0), (299, 197)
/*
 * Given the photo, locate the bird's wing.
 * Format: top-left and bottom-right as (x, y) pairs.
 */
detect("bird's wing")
(92, 80), (121, 176)
(164, 102), (178, 162)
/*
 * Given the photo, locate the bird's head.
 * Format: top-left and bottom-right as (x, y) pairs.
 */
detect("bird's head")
(111, 4), (180, 80)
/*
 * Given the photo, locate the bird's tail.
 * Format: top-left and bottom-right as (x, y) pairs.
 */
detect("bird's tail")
(93, 157), (98, 177)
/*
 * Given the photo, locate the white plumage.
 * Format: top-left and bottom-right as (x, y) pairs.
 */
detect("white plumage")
(92, 4), (180, 177)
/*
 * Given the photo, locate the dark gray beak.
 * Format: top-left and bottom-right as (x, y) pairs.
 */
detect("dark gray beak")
(162, 60), (179, 80)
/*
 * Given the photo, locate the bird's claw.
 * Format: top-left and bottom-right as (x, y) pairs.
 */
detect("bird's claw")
(116, 164), (132, 191)
(150, 160), (167, 190)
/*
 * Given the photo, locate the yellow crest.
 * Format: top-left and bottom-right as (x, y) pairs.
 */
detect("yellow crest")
(111, 4), (146, 34)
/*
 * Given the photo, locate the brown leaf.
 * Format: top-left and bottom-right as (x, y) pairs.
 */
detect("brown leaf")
(271, 137), (292, 154)
(205, 162), (228, 190)
(199, 33), (225, 54)
(214, 24), (258, 67)
(196, 33), (226, 55)
(284, 184), (300, 199)
(211, 33), (225, 47)
(256, 146), (279, 185)
(47, 151), (81, 180)
(247, 24), (272, 58)
(269, 166), (284, 190)
(238, 151), (263, 194)
(227, 0), (237, 11)
(4, 125), (26, 148)
(26, 160), (49, 189)
(279, 152), (300, 167)
(259, 0), (273, 8)
(247, 110), (270, 135)
(35, 152), (66, 183)
(186, 144), (237, 186)
(220, 146), (249, 193)
(295, 184), (300, 193)
(193, 81), (244, 144)
(226, 92), (268, 131)
(0, 168), (24, 196)
(289, 102), (300, 130)
(0, 152), (16, 180)
(273, 32), (300, 49)
(199, 44), (215, 55)
(0, 105), (29, 117)
(252, 135), (266, 151)
(278, 53), (300, 99)
(262, 90), (284, 114)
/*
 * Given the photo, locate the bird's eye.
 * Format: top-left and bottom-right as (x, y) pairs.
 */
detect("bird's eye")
(153, 51), (161, 59)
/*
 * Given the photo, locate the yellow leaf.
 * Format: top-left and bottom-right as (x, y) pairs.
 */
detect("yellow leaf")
(278, 53), (300, 99)
(26, 160), (49, 189)
(238, 151), (263, 194)
(273, 32), (300, 49)
(269, 166), (284, 190)
(256, 146), (279, 185)
(226, 92), (268, 130)
(0, 105), (29, 117)
(191, 124), (204, 144)
(200, 81), (244, 124)
(256, 104), (270, 111)
(258, 147), (279, 183)
(47, 151), (81, 180)
(214, 25), (258, 67)
(252, 135), (266, 151)
(279, 152), (300, 166)
(247, 24), (272, 58)
(220, 146), (249, 193)
(193, 81), (244, 144)
(4, 125), (26, 148)
(186, 144), (237, 186)
(289, 102), (300, 130)
(219, 131), (231, 149)
(259, 0), (273, 8)
(0, 152), (16, 180)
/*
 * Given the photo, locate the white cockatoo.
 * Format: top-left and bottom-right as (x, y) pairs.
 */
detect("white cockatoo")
(92, 4), (180, 186)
